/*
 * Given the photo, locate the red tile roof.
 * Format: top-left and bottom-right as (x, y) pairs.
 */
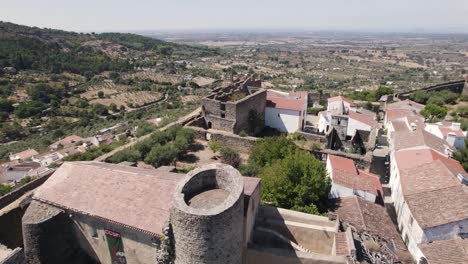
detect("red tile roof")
(395, 148), (465, 177)
(11, 149), (38, 160)
(419, 238), (468, 264)
(439, 127), (465, 137)
(50, 135), (84, 148)
(348, 111), (375, 127)
(328, 96), (354, 105)
(34, 162), (260, 236)
(333, 197), (412, 262)
(393, 128), (455, 154)
(386, 99), (424, 112)
(405, 185), (468, 229)
(266, 90), (307, 112)
(400, 160), (460, 197)
(328, 155), (382, 197)
(386, 109), (416, 123)
(329, 155), (357, 174)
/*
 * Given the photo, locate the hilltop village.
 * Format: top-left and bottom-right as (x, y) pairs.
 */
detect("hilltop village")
(1, 21), (468, 264)
(0, 76), (467, 264)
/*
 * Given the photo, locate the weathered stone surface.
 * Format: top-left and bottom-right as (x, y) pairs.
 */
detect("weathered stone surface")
(22, 201), (95, 264)
(170, 164), (244, 264)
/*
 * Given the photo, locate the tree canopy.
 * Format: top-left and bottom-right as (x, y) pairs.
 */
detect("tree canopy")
(258, 149), (331, 214)
(420, 104), (447, 121)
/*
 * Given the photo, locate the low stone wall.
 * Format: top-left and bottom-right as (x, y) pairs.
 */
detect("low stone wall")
(187, 126), (258, 153)
(0, 247), (25, 264)
(296, 131), (327, 143)
(0, 170), (55, 210)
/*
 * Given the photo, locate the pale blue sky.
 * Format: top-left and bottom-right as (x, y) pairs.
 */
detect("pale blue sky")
(1, 0), (467, 33)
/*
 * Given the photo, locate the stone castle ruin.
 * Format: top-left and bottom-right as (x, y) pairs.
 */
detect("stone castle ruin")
(201, 78), (266, 135)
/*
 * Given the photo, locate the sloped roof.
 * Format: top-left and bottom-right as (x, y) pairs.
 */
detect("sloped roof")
(395, 148), (465, 177)
(405, 185), (468, 229)
(50, 135), (84, 148)
(34, 162), (260, 236)
(333, 197), (412, 262)
(386, 99), (424, 112)
(328, 96), (354, 105)
(400, 160), (460, 197)
(419, 238), (468, 264)
(266, 90), (307, 112)
(393, 128), (455, 154)
(11, 149), (38, 160)
(348, 111), (375, 127)
(328, 155), (382, 197)
(439, 127), (465, 137)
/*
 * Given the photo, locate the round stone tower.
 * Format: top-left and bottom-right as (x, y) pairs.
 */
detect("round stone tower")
(170, 163), (244, 264)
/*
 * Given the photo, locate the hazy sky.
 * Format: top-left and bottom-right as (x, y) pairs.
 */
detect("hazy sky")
(1, 0), (467, 33)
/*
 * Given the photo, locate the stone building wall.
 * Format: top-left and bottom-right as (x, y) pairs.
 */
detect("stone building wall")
(22, 201), (94, 264)
(201, 79), (266, 135)
(187, 126), (258, 153)
(22, 200), (157, 264)
(170, 164), (244, 264)
(233, 90), (266, 134)
(0, 247), (25, 264)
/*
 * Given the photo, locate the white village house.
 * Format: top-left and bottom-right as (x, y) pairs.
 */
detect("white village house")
(326, 154), (383, 203)
(425, 121), (467, 150)
(264, 90), (308, 133)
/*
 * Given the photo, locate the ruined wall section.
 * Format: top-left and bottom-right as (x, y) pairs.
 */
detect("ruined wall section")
(233, 90), (266, 135)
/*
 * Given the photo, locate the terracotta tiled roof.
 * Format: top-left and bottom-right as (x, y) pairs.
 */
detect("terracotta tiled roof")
(405, 185), (468, 229)
(11, 149), (38, 160)
(328, 155), (382, 197)
(348, 111), (375, 127)
(393, 128), (455, 154)
(329, 155), (357, 174)
(328, 96), (354, 105)
(34, 162), (260, 236)
(395, 148), (465, 177)
(439, 127), (465, 137)
(391, 120), (410, 132)
(266, 90), (307, 112)
(333, 197), (412, 262)
(386, 99), (424, 112)
(50, 135), (84, 148)
(419, 238), (468, 264)
(400, 160), (460, 196)
(386, 109), (416, 123)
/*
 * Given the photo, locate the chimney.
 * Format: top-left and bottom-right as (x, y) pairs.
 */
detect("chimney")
(451, 122), (461, 131)
(410, 122), (417, 131)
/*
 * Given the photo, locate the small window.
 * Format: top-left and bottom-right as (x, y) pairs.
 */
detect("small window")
(278, 113), (280, 118)
(91, 227), (99, 239)
(221, 113), (225, 118)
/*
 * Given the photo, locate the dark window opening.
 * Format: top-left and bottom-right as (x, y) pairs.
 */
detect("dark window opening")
(221, 113), (225, 118)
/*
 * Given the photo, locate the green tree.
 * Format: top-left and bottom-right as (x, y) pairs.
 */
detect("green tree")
(249, 136), (298, 168)
(454, 139), (468, 172)
(420, 104), (447, 121)
(97, 91), (105, 98)
(0, 184), (12, 196)
(258, 149), (331, 214)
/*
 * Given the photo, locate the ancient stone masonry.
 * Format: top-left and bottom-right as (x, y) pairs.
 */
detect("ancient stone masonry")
(170, 164), (244, 264)
(202, 78), (266, 135)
